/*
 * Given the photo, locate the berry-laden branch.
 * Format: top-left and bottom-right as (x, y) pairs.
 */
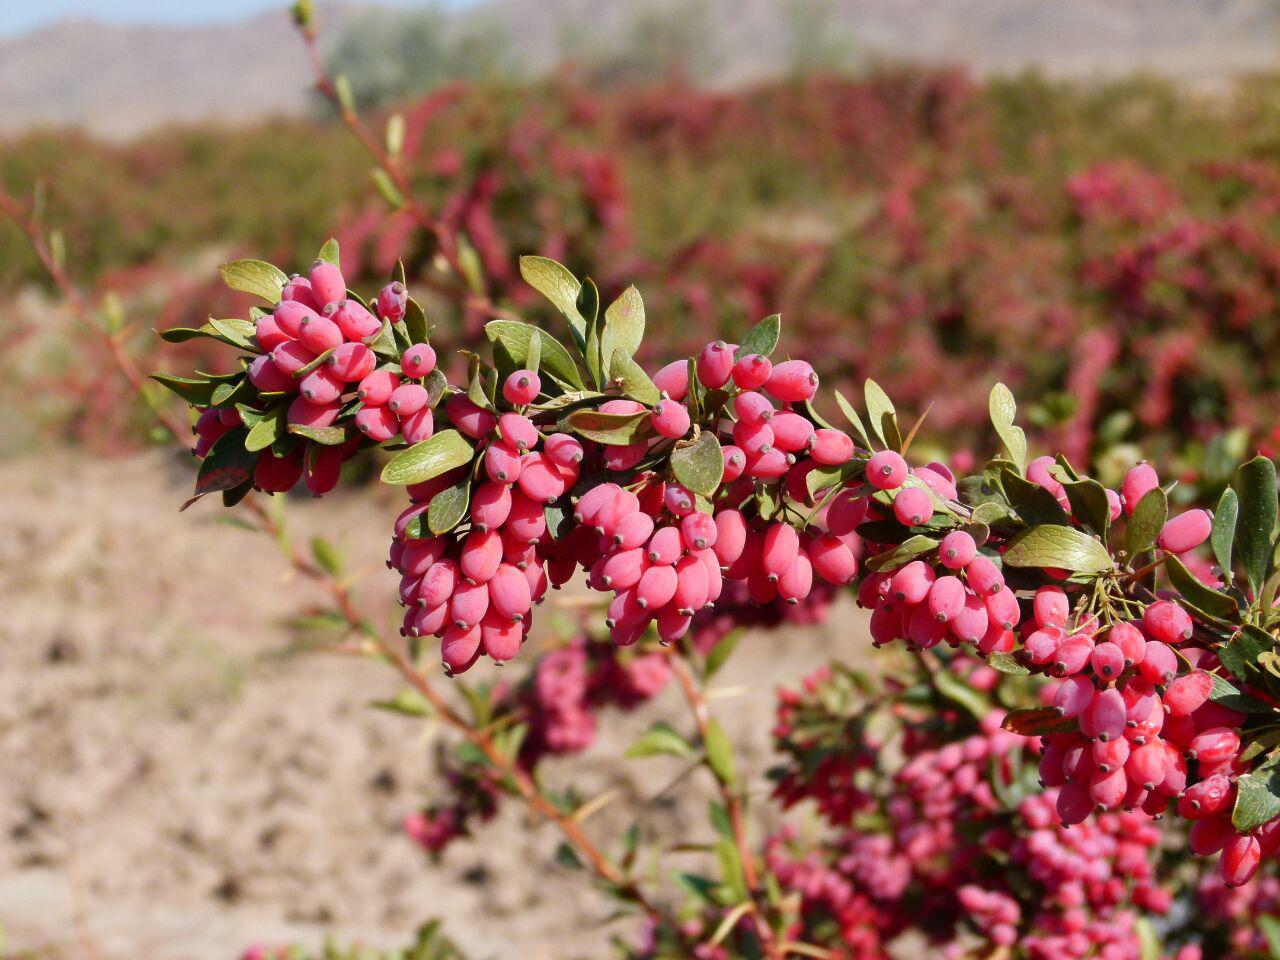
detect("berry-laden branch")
(0, 186), (662, 931)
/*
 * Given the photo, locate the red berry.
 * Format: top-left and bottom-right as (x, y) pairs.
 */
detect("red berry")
(329, 299), (381, 341)
(447, 395), (497, 439)
(488, 564), (532, 622)
(653, 360), (689, 400)
(300, 366), (343, 404)
(765, 359), (819, 403)
(309, 259), (347, 308)
(866, 450), (908, 490)
(1144, 600), (1192, 645)
(892, 487), (932, 526)
(328, 342), (377, 382)
(274, 299), (320, 339)
(1164, 670), (1213, 717)
(1158, 509), (1212, 555)
(927, 576), (965, 623)
(299, 315), (343, 354)
(731, 354), (772, 389)
(696, 340), (736, 389)
(1220, 833), (1261, 886)
(809, 429), (853, 466)
(502, 369), (540, 405)
(287, 396), (340, 428)
(357, 369), (400, 405)
(761, 523), (800, 583)
(402, 343), (437, 379)
(769, 412), (815, 452)
(1122, 462), (1159, 515)
(401, 407), (434, 444)
(356, 405), (398, 441)
(516, 452), (566, 504)
(377, 281), (407, 322)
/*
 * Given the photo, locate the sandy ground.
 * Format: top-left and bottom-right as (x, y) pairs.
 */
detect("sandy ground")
(0, 450), (872, 960)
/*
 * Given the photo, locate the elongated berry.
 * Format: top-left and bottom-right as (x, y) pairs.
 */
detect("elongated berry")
(647, 526), (684, 565)
(254, 449), (303, 492)
(357, 369), (399, 405)
(389, 384), (429, 417)
(255, 312), (293, 350)
(939, 530), (976, 569)
(965, 556), (1004, 597)
(1144, 600), (1192, 645)
(825, 491), (868, 536)
(1178, 774), (1234, 819)
(328, 342), (376, 382)
(300, 366), (343, 404)
(401, 407), (434, 444)
(664, 483), (695, 517)
(672, 555), (710, 614)
(450, 580), (490, 628)
(309, 259), (347, 308)
(927, 576), (965, 623)
(485, 443), (522, 484)
(809, 429), (853, 466)
(1187, 727), (1240, 764)
(892, 560), (935, 604)
(1122, 462), (1159, 515)
(502, 369), (540, 405)
(445, 395), (497, 439)
(893, 487), (933, 526)
(544, 433), (584, 468)
(1221, 833), (1261, 886)
(761, 523), (800, 583)
(809, 534), (857, 585)
(480, 613), (522, 663)
(769, 412), (815, 452)
(1054, 675), (1095, 719)
(722, 444), (746, 481)
(402, 343), (437, 379)
(488, 564), (532, 621)
(653, 360), (689, 400)
(613, 511), (656, 550)
(650, 399), (691, 439)
(299, 315), (343, 354)
(777, 551), (813, 605)
(506, 492), (547, 543)
(1125, 741), (1168, 790)
(287, 396), (340, 428)
(272, 340), (318, 377)
(517, 452), (566, 504)
(281, 275), (320, 310)
(419, 560), (460, 608)
(636, 564), (678, 610)
(602, 548), (647, 591)
(1109, 621), (1146, 667)
(765, 359), (819, 402)
(950, 592), (988, 644)
(1137, 640), (1176, 684)
(274, 299), (320, 339)
(697, 340), (736, 388)
(733, 418), (774, 458)
(460, 530), (503, 584)
(248, 355), (296, 393)
(304, 444), (342, 496)
(731, 353), (772, 389)
(1090, 641), (1125, 680)
(1056, 780), (1092, 825)
(441, 624), (481, 674)
(1053, 634), (1095, 677)
(1157, 508), (1212, 555)
(713, 510), (747, 566)
(984, 587), (1019, 631)
(377, 280), (407, 322)
(356, 405), (398, 441)
(1165, 670), (1213, 716)
(329, 299), (381, 341)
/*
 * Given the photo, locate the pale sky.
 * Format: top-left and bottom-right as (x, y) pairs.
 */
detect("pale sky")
(1, 0), (477, 37)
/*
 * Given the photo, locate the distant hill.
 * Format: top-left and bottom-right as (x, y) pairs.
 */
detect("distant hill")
(1, 0), (1278, 139)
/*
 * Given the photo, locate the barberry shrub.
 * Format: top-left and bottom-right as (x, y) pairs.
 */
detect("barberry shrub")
(158, 242), (1280, 956)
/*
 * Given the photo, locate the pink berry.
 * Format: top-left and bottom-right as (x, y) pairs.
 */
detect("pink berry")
(480, 612), (523, 663)
(733, 419), (774, 458)
(389, 384), (429, 417)
(1054, 675), (1095, 719)
(419, 560), (460, 609)
(769, 411), (815, 452)
(650, 399), (691, 439)
(1122, 462), (1160, 515)
(488, 564), (532, 622)
(274, 299), (320, 339)
(254, 449), (303, 492)
(299, 315), (344, 354)
(1090, 641), (1125, 679)
(765, 359), (819, 403)
(281, 275), (320, 310)
(505, 492), (547, 543)
(451, 579), (490, 628)
(1144, 600), (1192, 645)
(356, 405), (398, 441)
(893, 487), (933, 526)
(1158, 509), (1212, 554)
(357, 369), (400, 405)
(1034, 586), (1069, 629)
(722, 445), (746, 481)
(680, 512), (717, 551)
(664, 483), (695, 517)
(502, 369), (540, 405)
(255, 312), (292, 351)
(441, 624), (481, 675)
(777, 551), (813, 604)
(377, 281), (407, 322)
(446, 395), (498, 439)
(927, 576), (965, 623)
(1164, 670), (1213, 717)
(731, 354), (772, 389)
(328, 342), (377, 382)
(1187, 727), (1240, 764)
(950, 593), (989, 644)
(809, 534), (857, 584)
(965, 555), (1004, 597)
(271, 340), (318, 377)
(516, 452), (566, 504)
(287, 396), (340, 428)
(713, 510), (748, 566)
(248, 355), (297, 393)
(636, 564), (678, 610)
(809, 429), (853, 466)
(866, 450), (908, 490)
(401, 407), (434, 444)
(544, 433), (584, 468)
(696, 340), (736, 389)
(402, 343), (437, 379)
(647, 526), (684, 566)
(613, 511), (655, 550)
(891, 560), (935, 604)
(940, 530), (976, 569)
(498, 413), (538, 453)
(1221, 833), (1261, 887)
(485, 443), (523, 484)
(672, 554), (711, 614)
(761, 523), (800, 583)
(300, 366), (343, 404)
(653, 360), (689, 400)
(747, 448), (789, 479)
(329, 299), (382, 341)
(309, 259), (347, 308)
(734, 391), (774, 425)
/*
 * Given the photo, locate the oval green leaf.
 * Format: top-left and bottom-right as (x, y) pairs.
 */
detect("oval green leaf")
(1002, 524), (1113, 574)
(670, 431), (724, 498)
(381, 429), (475, 486)
(218, 259), (287, 304)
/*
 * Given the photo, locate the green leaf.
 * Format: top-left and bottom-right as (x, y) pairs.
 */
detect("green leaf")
(206, 317), (259, 352)
(245, 405), (287, 452)
(424, 368), (448, 408)
(1002, 525), (1113, 574)
(195, 427), (257, 497)
(485, 320), (584, 390)
(988, 652), (1030, 675)
(287, 424), (346, 445)
(1164, 554), (1238, 621)
(1124, 486), (1168, 559)
(864, 535), (939, 572)
(564, 409), (651, 446)
(364, 317), (399, 360)
(1212, 486), (1239, 581)
(704, 632), (741, 680)
(291, 346), (335, 379)
(427, 478), (471, 535)
(1209, 672), (1275, 713)
(670, 432), (724, 498)
(865, 378), (896, 450)
(311, 536), (343, 576)
(544, 499), (573, 539)
(150, 373), (218, 406)
(1258, 915), (1280, 960)
(1001, 707), (1079, 737)
(932, 668), (989, 721)
(1233, 762), (1280, 832)
(1001, 467), (1069, 526)
(601, 285), (645, 365)
(1134, 919), (1160, 960)
(382, 429), (475, 486)
(1235, 455), (1277, 596)
(1061, 477), (1110, 538)
(988, 383), (1027, 475)
(703, 719), (737, 786)
(218, 259), (287, 304)
(832, 389), (871, 448)
(625, 721), (697, 760)
(610, 351), (660, 405)
(518, 256), (588, 354)
(733, 313), (781, 360)
(403, 297), (429, 346)
(1219, 624), (1274, 681)
(315, 237), (340, 266)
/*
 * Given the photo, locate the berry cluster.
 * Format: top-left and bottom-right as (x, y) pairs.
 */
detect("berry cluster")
(859, 453), (1278, 885)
